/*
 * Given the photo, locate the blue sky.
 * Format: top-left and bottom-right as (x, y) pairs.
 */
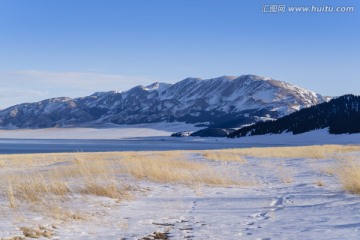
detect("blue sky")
(0, 0), (359, 108)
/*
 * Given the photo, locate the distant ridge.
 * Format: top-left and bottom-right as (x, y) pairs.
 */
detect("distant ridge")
(229, 94), (360, 138)
(0, 74), (326, 128)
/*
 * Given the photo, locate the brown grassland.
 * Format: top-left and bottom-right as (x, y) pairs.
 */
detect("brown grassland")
(0, 144), (359, 222)
(0, 150), (241, 212)
(197, 145), (360, 160)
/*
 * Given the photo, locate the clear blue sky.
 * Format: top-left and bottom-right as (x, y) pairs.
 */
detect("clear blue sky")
(0, 0), (359, 108)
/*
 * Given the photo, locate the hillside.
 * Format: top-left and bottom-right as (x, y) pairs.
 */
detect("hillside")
(229, 94), (360, 138)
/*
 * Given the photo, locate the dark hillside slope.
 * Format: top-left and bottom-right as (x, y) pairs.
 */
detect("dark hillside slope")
(229, 95), (360, 138)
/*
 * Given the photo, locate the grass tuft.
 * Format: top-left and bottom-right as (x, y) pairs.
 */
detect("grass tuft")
(334, 156), (360, 194)
(118, 151), (239, 186)
(202, 145), (360, 160)
(202, 150), (247, 163)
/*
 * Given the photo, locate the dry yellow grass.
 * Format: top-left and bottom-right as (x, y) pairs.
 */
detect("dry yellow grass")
(1, 145), (357, 199)
(0, 150), (242, 211)
(0, 148), (338, 236)
(4, 171), (70, 207)
(314, 179), (325, 187)
(0, 152), (121, 169)
(0, 150), (247, 236)
(0, 153), (69, 168)
(44, 205), (87, 221)
(201, 150), (247, 163)
(1, 236), (25, 240)
(1, 144), (360, 239)
(0, 154), (133, 209)
(72, 156), (132, 199)
(118, 151), (238, 186)
(200, 145), (360, 160)
(3, 145), (357, 214)
(334, 155), (360, 194)
(20, 226), (54, 238)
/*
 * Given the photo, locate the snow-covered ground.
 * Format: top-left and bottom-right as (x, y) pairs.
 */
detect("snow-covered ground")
(117, 158), (360, 240)
(230, 129), (360, 145)
(1, 149), (360, 239)
(0, 122), (202, 139)
(1, 126), (359, 146)
(0, 125), (360, 147)
(1, 127), (360, 239)
(172, 129), (360, 146)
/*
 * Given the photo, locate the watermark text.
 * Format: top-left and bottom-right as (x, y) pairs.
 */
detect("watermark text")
(262, 5), (354, 13)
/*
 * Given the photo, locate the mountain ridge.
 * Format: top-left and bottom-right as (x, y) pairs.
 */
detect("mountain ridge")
(0, 74), (327, 128)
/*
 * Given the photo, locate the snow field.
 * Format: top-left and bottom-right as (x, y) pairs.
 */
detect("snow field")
(0, 145), (360, 239)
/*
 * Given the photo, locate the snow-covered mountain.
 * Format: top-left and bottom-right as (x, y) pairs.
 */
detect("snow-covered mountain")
(0, 75), (327, 128)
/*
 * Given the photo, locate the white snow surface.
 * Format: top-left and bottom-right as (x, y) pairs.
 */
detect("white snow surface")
(0, 122), (202, 139)
(230, 129), (360, 146)
(0, 128), (360, 238)
(0, 127), (359, 147)
(1, 150), (360, 239)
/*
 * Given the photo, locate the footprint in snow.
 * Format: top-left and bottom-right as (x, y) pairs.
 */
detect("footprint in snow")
(269, 196), (284, 208)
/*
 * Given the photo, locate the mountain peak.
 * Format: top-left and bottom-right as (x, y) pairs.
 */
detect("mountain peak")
(236, 74), (272, 81)
(216, 75), (238, 81)
(143, 82), (171, 92)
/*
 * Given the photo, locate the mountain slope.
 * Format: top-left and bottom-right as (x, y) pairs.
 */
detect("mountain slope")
(228, 94), (360, 138)
(0, 75), (326, 128)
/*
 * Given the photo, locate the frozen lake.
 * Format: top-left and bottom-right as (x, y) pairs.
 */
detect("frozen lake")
(0, 127), (358, 154)
(0, 137), (271, 154)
